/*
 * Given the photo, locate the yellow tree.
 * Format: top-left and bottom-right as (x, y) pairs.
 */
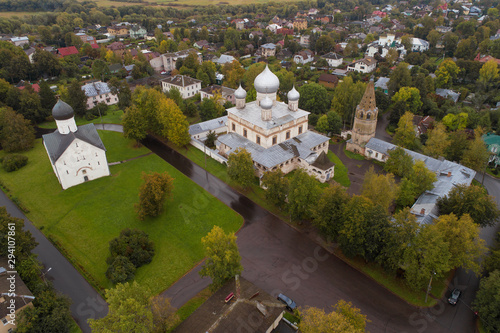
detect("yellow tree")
(157, 98), (190, 147)
(434, 214), (486, 273)
(361, 166), (398, 212)
(394, 111), (418, 150)
(299, 300), (368, 333)
(435, 59), (460, 88)
(222, 60), (245, 89)
(462, 128), (490, 171)
(479, 58), (499, 87)
(423, 122), (450, 158)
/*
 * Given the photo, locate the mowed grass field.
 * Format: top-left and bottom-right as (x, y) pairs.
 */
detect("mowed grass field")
(0, 131), (243, 295)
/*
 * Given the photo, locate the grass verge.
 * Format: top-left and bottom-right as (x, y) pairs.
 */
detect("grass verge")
(343, 147), (365, 161)
(0, 132), (242, 297)
(69, 320), (83, 333)
(327, 151), (350, 187)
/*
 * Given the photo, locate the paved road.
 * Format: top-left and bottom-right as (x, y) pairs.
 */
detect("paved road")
(142, 135), (458, 333)
(0, 191), (108, 333)
(376, 112), (393, 143)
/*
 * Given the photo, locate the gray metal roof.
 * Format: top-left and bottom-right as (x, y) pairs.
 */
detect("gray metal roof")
(81, 81), (112, 97)
(375, 77), (390, 90)
(435, 88), (460, 103)
(43, 124), (107, 164)
(218, 131), (329, 169)
(189, 116), (227, 136)
(227, 101), (309, 131)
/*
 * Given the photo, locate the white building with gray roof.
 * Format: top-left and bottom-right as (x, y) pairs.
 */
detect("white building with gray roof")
(43, 100), (110, 190)
(191, 65), (334, 183)
(81, 81), (118, 109)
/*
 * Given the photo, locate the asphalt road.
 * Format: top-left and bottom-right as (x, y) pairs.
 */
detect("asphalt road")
(0, 190), (108, 333)
(143, 135), (458, 333)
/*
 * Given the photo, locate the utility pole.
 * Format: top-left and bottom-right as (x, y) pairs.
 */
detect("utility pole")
(425, 272), (435, 303)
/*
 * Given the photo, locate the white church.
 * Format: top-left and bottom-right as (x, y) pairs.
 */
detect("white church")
(43, 100), (110, 190)
(190, 65), (334, 183)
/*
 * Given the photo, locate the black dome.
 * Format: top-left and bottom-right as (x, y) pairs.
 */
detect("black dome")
(52, 99), (74, 120)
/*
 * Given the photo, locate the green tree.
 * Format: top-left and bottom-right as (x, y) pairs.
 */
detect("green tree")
(261, 169), (289, 209)
(199, 96), (225, 121)
(123, 106), (148, 144)
(391, 87), (422, 114)
(157, 98), (190, 147)
(298, 82), (331, 114)
(227, 148), (254, 188)
(298, 300), (368, 333)
(312, 184), (350, 238)
(435, 59), (460, 88)
(106, 255), (136, 284)
(326, 110), (343, 135)
(0, 207), (37, 260)
(361, 166), (398, 212)
(136, 172), (175, 220)
(445, 130), (468, 162)
(88, 282), (154, 333)
(423, 122), (450, 158)
(288, 169), (321, 220)
(243, 62), (266, 91)
(221, 60), (245, 89)
(331, 76), (366, 126)
(394, 111), (419, 150)
(18, 86), (43, 123)
(441, 113), (468, 131)
(199, 225), (242, 291)
(473, 270), (500, 332)
(461, 129), (490, 171)
(384, 147), (414, 177)
(132, 87), (165, 134)
(315, 114), (329, 133)
(92, 59), (109, 81)
(67, 80), (87, 116)
(388, 62), (412, 96)
(408, 160), (436, 195)
(435, 214), (486, 273)
(38, 80), (56, 116)
(108, 228), (155, 269)
(0, 108), (35, 152)
(396, 178), (419, 207)
(437, 184), (500, 227)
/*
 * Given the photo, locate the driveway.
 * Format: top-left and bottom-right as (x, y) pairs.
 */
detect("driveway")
(142, 135), (462, 333)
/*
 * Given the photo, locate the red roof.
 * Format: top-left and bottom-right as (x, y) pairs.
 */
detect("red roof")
(91, 43), (99, 49)
(18, 83), (40, 93)
(58, 46), (79, 57)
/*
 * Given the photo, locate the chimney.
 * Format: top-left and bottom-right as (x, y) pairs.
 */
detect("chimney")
(447, 171), (452, 177)
(235, 274), (240, 298)
(420, 208), (426, 215)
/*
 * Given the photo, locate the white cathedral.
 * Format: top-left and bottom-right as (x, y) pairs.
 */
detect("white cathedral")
(43, 100), (110, 190)
(191, 65), (334, 182)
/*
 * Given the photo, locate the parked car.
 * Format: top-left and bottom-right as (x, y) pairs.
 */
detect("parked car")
(448, 288), (461, 305)
(277, 293), (297, 311)
(160, 71), (167, 75)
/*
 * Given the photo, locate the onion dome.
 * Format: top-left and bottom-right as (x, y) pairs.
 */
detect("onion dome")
(261, 96), (273, 110)
(52, 99), (74, 120)
(287, 86), (300, 101)
(234, 84), (247, 99)
(254, 65), (280, 94)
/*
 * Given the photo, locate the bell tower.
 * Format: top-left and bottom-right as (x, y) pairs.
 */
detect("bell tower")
(347, 81), (378, 154)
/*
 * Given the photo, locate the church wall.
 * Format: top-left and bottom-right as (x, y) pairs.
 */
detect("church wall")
(54, 139), (110, 190)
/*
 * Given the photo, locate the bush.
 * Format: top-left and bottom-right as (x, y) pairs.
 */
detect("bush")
(2, 154), (28, 172)
(106, 256), (136, 284)
(107, 228), (155, 268)
(85, 102), (108, 120)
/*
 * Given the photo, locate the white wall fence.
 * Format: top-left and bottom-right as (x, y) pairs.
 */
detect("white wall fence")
(190, 139), (228, 164)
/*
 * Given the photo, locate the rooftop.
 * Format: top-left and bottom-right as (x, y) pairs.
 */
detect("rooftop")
(189, 116), (227, 136)
(161, 75), (202, 87)
(81, 81), (112, 97)
(0, 257), (34, 320)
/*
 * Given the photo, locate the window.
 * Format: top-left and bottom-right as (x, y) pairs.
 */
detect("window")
(286, 131), (290, 139)
(2, 318), (8, 325)
(272, 136), (277, 145)
(298, 126), (303, 134)
(82, 170), (87, 174)
(84, 176), (89, 182)
(243, 129), (247, 138)
(366, 112), (371, 120)
(256, 136), (260, 144)
(232, 123), (236, 131)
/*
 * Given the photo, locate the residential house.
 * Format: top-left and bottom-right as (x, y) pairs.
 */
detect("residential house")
(276, 28), (294, 35)
(249, 30), (263, 40)
(436, 88), (460, 103)
(152, 48), (202, 73)
(189, 116), (228, 140)
(161, 75), (202, 99)
(410, 38), (430, 52)
(299, 35), (310, 47)
(57, 46), (79, 58)
(107, 25), (129, 38)
(24, 47), (36, 63)
(17, 82), (40, 93)
(413, 115), (435, 136)
(375, 77), (390, 94)
(81, 81), (119, 109)
(318, 73), (339, 89)
(347, 57), (377, 73)
(293, 49), (314, 64)
(474, 53), (500, 65)
(318, 16), (330, 24)
(10, 36), (29, 47)
(0, 258), (35, 333)
(214, 54), (236, 65)
(308, 8), (319, 16)
(293, 18), (308, 31)
(258, 43), (276, 57)
(200, 85), (236, 104)
(233, 19), (245, 30)
(321, 52), (343, 67)
(76, 33), (98, 47)
(129, 25), (147, 39)
(266, 24), (282, 33)
(194, 40), (209, 49)
(483, 133), (500, 167)
(436, 26), (453, 33)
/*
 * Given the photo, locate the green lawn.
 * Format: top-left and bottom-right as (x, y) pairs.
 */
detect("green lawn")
(38, 107), (124, 129)
(69, 320), (83, 333)
(343, 147), (365, 161)
(0, 132), (242, 296)
(327, 151), (350, 187)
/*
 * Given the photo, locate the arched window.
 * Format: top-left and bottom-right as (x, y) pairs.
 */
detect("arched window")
(366, 112), (371, 120)
(359, 112), (364, 118)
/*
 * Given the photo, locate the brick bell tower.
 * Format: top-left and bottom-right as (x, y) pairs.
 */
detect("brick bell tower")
(346, 80), (378, 154)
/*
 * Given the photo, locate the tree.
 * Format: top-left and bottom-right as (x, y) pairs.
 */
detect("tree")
(446, 130), (468, 162)
(123, 106), (148, 144)
(435, 214), (485, 273)
(331, 76), (366, 126)
(298, 300), (368, 333)
(423, 122), (450, 158)
(388, 62), (412, 96)
(288, 169), (322, 220)
(199, 225), (242, 291)
(403, 224), (452, 290)
(315, 114), (329, 133)
(199, 96), (225, 121)
(391, 87), (422, 115)
(326, 110), (342, 135)
(108, 228), (155, 268)
(441, 113), (468, 131)
(221, 60), (245, 88)
(338, 195), (390, 261)
(92, 59), (109, 80)
(312, 184), (349, 238)
(18, 86), (43, 123)
(150, 295), (179, 333)
(361, 166), (398, 212)
(227, 148), (255, 189)
(0, 108), (35, 152)
(461, 129), (490, 171)
(38, 80), (56, 116)
(88, 282), (154, 333)
(408, 160), (436, 195)
(435, 59), (460, 88)
(16, 289), (73, 333)
(384, 147), (414, 177)
(157, 98), (190, 147)
(243, 62), (266, 91)
(298, 82), (331, 114)
(106, 255), (136, 284)
(132, 87), (165, 134)
(67, 81), (87, 116)
(437, 184), (500, 227)
(136, 172), (175, 220)
(0, 207), (37, 260)
(261, 169), (289, 209)
(394, 112), (419, 150)
(473, 270), (500, 332)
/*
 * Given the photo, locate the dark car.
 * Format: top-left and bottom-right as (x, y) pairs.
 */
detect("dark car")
(277, 293), (297, 311)
(448, 288), (461, 305)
